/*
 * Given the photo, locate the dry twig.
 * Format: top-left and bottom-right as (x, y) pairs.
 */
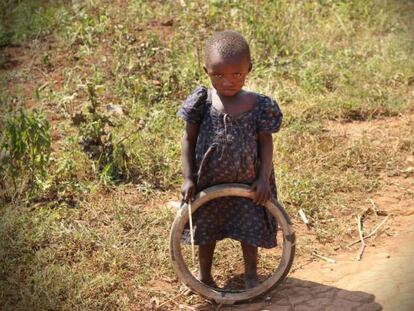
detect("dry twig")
(368, 199), (379, 216)
(348, 215), (390, 247)
(157, 292), (183, 309)
(368, 199), (388, 216)
(291, 258), (314, 272)
(356, 215), (366, 260)
(311, 252), (336, 264)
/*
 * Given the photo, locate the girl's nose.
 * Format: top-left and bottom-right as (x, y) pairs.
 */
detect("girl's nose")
(222, 78), (233, 87)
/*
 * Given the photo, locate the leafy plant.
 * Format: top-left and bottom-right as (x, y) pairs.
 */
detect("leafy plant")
(0, 0), (69, 46)
(0, 108), (51, 200)
(75, 83), (129, 183)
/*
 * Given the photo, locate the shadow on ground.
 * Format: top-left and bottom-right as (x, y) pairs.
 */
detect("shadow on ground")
(196, 277), (382, 311)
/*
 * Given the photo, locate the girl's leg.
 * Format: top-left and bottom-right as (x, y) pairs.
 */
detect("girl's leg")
(241, 242), (259, 288)
(198, 242), (216, 286)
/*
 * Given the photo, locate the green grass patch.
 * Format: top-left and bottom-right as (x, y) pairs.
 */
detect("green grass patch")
(0, 0), (70, 46)
(1, 0), (414, 308)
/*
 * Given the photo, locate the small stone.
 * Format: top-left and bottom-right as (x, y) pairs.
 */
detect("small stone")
(106, 103), (124, 116)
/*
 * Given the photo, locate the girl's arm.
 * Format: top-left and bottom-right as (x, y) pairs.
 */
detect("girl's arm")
(181, 122), (199, 202)
(251, 132), (273, 205)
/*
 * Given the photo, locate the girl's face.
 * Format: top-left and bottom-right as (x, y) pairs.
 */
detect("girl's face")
(204, 53), (252, 97)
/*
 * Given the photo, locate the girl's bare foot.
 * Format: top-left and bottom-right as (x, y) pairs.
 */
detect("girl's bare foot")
(244, 274), (259, 289)
(241, 242), (259, 289)
(199, 242), (216, 287)
(200, 275), (218, 288)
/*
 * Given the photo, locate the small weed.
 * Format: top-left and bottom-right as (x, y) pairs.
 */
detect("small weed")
(75, 83), (129, 183)
(0, 108), (51, 201)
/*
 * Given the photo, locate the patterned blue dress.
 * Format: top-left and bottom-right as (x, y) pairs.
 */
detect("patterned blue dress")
(178, 86), (283, 248)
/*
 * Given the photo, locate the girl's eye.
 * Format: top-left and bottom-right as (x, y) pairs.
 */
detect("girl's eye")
(233, 73), (242, 78)
(213, 74), (223, 79)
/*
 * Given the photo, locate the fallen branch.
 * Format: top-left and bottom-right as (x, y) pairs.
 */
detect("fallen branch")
(312, 252), (336, 264)
(157, 292), (183, 309)
(368, 199), (388, 216)
(364, 215), (390, 240)
(356, 215), (366, 260)
(291, 258), (314, 272)
(368, 199), (379, 216)
(348, 215), (390, 247)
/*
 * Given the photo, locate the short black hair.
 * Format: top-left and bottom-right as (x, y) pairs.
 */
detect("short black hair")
(204, 31), (251, 65)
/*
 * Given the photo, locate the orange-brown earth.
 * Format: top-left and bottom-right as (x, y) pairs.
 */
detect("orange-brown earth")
(2, 36), (414, 310)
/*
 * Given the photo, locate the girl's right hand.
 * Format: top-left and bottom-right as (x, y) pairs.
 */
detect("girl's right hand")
(181, 178), (196, 203)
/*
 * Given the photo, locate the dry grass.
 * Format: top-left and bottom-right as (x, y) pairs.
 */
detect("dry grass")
(1, 0), (414, 309)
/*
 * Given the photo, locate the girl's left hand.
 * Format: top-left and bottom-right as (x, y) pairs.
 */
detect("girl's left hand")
(250, 177), (270, 205)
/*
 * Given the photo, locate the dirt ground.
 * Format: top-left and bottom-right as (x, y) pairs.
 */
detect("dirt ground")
(197, 116), (414, 311)
(2, 38), (413, 310)
(213, 179), (414, 311)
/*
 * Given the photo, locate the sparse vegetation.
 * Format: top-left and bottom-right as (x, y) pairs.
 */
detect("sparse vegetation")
(0, 0), (413, 309)
(1, 107), (51, 201)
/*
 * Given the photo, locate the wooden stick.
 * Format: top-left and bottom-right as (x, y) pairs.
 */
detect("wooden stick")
(188, 201), (195, 264)
(368, 199), (378, 216)
(312, 252), (336, 264)
(157, 292), (183, 309)
(368, 199), (388, 216)
(291, 258), (314, 272)
(356, 215), (366, 260)
(363, 215), (390, 240)
(348, 215), (390, 247)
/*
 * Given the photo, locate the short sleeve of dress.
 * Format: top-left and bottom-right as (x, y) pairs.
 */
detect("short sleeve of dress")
(257, 96), (283, 133)
(177, 86), (208, 123)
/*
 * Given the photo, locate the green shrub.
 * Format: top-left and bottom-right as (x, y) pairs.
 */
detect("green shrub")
(0, 0), (69, 46)
(0, 109), (51, 201)
(75, 83), (129, 183)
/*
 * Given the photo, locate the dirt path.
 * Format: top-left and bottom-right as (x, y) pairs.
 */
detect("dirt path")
(207, 117), (414, 311)
(199, 183), (414, 311)
(273, 222), (413, 311)
(215, 222), (414, 311)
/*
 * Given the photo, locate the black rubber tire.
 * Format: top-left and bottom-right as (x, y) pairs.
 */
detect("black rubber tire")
(169, 183), (296, 304)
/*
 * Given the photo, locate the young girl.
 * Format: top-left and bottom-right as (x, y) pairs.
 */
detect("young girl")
(178, 31), (282, 289)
